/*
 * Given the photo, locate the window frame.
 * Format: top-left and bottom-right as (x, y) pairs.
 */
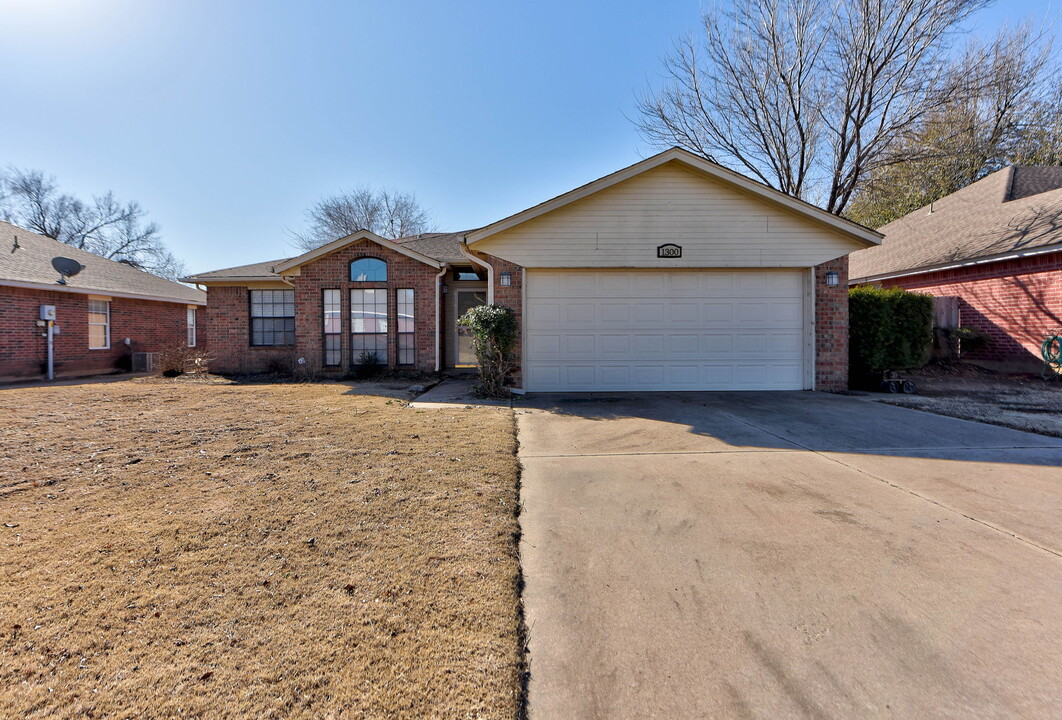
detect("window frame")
(322, 289), (342, 367)
(350, 288), (388, 364)
(88, 298), (111, 350)
(187, 307), (197, 348)
(349, 256), (388, 282)
(249, 289), (295, 347)
(396, 288), (415, 366)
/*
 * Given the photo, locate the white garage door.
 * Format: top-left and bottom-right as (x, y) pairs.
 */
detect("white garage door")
(524, 269), (808, 392)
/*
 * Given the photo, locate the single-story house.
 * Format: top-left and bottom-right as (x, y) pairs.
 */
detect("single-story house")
(849, 166), (1062, 370)
(0, 220), (206, 382)
(184, 148), (880, 392)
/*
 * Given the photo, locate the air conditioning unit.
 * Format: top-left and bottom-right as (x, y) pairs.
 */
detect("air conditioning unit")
(131, 352), (159, 373)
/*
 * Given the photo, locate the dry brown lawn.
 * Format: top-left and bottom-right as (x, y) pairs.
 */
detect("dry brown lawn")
(0, 379), (523, 719)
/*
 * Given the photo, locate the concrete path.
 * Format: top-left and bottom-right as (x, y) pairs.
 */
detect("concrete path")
(517, 392), (1062, 719)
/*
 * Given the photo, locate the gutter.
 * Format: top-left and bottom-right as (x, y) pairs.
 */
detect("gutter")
(0, 278), (206, 306)
(434, 265), (448, 372)
(459, 241), (495, 304)
(850, 243), (1062, 285)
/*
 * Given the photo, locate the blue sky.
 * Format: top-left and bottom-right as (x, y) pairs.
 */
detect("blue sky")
(0, 0), (1054, 273)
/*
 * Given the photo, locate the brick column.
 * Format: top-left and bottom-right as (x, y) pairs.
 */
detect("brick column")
(815, 257), (849, 391)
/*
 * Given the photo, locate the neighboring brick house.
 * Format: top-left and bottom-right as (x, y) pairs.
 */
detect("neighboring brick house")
(0, 221), (205, 382)
(849, 167), (1062, 371)
(185, 149), (880, 392)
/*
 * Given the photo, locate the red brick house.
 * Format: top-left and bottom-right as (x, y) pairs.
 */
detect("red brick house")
(0, 221), (206, 382)
(849, 166), (1062, 370)
(185, 149), (879, 391)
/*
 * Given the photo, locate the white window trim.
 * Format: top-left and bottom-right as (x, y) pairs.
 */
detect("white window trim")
(187, 306), (197, 348)
(88, 297), (111, 350)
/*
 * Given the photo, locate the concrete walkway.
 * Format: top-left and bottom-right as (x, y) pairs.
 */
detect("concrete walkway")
(517, 392), (1062, 719)
(409, 377), (517, 409)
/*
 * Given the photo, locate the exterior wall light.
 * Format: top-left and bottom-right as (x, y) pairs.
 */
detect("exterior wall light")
(824, 270), (839, 287)
(499, 271), (512, 287)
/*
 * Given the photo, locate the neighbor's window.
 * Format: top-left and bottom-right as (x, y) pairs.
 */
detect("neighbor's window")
(323, 289), (342, 366)
(351, 288), (387, 362)
(88, 299), (110, 349)
(350, 257), (387, 282)
(397, 288), (415, 365)
(249, 289), (295, 346)
(187, 307), (197, 347)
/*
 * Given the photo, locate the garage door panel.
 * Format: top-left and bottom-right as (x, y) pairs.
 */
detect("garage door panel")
(525, 270), (808, 392)
(566, 304), (595, 324)
(565, 335), (596, 354)
(632, 303), (663, 324)
(735, 302), (768, 323)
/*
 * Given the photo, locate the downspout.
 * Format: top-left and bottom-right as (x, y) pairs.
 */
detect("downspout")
(459, 241), (494, 304)
(434, 264), (447, 372)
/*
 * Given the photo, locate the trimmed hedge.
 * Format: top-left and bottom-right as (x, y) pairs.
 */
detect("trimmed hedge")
(849, 287), (934, 374)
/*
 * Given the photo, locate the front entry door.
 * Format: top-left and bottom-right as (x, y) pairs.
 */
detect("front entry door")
(455, 290), (487, 366)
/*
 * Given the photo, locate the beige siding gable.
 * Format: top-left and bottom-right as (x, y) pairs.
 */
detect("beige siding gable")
(474, 161), (861, 268)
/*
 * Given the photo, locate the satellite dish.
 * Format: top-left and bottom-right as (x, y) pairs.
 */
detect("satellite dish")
(52, 257), (85, 285)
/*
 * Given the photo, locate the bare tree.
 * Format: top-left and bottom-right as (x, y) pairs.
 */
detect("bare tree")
(0, 168), (186, 279)
(636, 0), (996, 214)
(291, 186), (434, 251)
(847, 24), (1061, 227)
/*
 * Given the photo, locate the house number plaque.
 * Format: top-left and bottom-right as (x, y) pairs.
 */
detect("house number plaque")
(657, 243), (682, 258)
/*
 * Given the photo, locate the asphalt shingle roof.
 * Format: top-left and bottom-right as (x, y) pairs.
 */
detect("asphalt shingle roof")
(0, 221), (205, 304)
(849, 167), (1062, 281)
(184, 231), (478, 282)
(393, 231), (473, 264)
(183, 258), (291, 281)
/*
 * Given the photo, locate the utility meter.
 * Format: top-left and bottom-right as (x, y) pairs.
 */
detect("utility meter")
(40, 305), (56, 321)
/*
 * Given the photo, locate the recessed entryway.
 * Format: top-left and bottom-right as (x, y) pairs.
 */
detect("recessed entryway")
(448, 287), (487, 368)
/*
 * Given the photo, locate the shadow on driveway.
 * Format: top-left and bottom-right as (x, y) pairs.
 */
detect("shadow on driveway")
(519, 390), (1062, 467)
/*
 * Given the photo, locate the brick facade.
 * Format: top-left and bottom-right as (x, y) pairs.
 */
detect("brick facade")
(201, 239), (855, 391)
(205, 239), (441, 375)
(0, 286), (198, 382)
(814, 257), (849, 391)
(880, 252), (1062, 367)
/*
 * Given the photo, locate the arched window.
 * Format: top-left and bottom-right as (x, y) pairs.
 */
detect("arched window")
(350, 257), (387, 282)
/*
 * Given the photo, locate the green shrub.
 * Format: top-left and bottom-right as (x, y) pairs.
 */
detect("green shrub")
(458, 305), (519, 397)
(849, 287), (934, 373)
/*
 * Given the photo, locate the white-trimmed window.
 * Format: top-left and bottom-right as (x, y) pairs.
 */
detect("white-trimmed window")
(187, 307), (197, 347)
(88, 298), (110, 349)
(351, 288), (388, 362)
(396, 288), (415, 366)
(322, 289), (342, 366)
(250, 290), (295, 346)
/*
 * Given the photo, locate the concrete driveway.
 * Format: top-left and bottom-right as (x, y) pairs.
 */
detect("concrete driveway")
(517, 392), (1062, 719)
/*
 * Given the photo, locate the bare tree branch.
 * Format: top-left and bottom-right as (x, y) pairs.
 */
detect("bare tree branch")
(290, 186), (435, 251)
(635, 0), (1008, 216)
(0, 168), (186, 279)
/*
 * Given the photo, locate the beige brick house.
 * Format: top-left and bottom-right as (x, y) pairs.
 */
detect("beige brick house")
(184, 149), (880, 391)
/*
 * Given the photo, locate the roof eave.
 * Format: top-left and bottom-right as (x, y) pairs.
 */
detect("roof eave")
(181, 275), (286, 284)
(0, 278), (206, 305)
(273, 230), (443, 274)
(849, 242), (1062, 284)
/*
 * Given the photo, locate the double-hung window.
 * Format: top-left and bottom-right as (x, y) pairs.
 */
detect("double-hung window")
(187, 307), (197, 347)
(396, 289), (415, 365)
(250, 290), (295, 346)
(88, 298), (110, 349)
(350, 289), (387, 362)
(322, 289), (342, 366)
